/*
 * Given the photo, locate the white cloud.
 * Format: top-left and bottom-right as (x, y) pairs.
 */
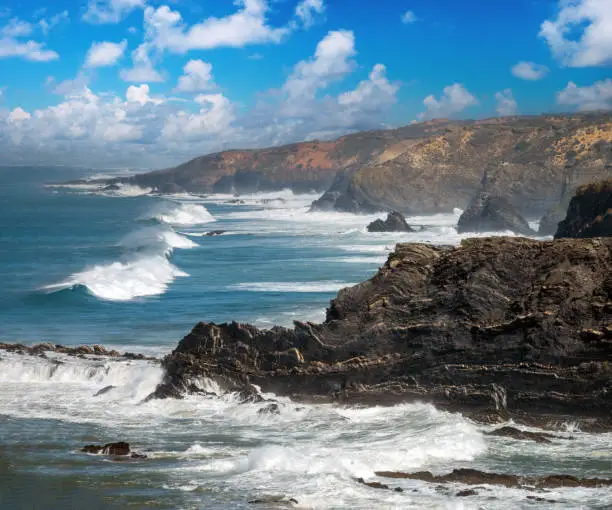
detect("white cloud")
(0, 38), (59, 61)
(39, 10), (69, 36)
(2, 18), (33, 37)
(53, 72), (90, 96)
(175, 59), (215, 92)
(540, 0), (612, 67)
(511, 61), (549, 80)
(495, 89), (518, 116)
(85, 40), (127, 67)
(401, 10), (418, 24)
(283, 29), (356, 108)
(557, 79), (612, 111)
(0, 31), (399, 168)
(120, 43), (164, 82)
(8, 107), (31, 123)
(419, 84), (478, 120)
(295, 0), (325, 28)
(141, 1), (289, 54)
(84, 0), (146, 24)
(162, 93), (235, 141)
(126, 83), (163, 105)
(338, 64), (398, 110)
(0, 17), (59, 61)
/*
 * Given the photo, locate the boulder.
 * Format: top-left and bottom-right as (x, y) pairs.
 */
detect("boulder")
(457, 192), (535, 236)
(82, 442), (130, 456)
(485, 426), (556, 444)
(81, 442), (147, 459)
(367, 212), (415, 233)
(555, 180), (612, 239)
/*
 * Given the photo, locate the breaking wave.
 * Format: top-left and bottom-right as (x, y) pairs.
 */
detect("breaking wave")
(145, 202), (216, 226)
(43, 255), (188, 301)
(44, 223), (197, 302)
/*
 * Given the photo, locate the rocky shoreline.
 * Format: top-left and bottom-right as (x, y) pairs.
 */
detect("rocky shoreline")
(142, 236), (612, 431)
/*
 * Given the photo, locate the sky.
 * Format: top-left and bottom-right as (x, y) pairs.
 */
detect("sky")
(0, 0), (610, 169)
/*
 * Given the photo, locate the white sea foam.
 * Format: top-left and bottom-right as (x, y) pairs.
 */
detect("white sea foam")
(120, 226), (197, 255)
(147, 202), (216, 226)
(43, 255), (188, 301)
(230, 281), (354, 293)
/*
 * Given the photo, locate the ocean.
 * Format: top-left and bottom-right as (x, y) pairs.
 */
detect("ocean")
(1, 166), (610, 509)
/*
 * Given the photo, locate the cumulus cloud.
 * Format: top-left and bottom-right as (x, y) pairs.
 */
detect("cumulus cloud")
(0, 17), (58, 61)
(283, 30), (356, 108)
(295, 0), (325, 28)
(162, 93), (235, 141)
(85, 40), (127, 67)
(401, 10), (418, 24)
(511, 61), (549, 80)
(141, 1), (289, 54)
(495, 89), (518, 116)
(120, 43), (164, 82)
(8, 107), (31, 123)
(419, 84), (478, 120)
(84, 0), (146, 24)
(540, 0), (612, 67)
(126, 83), (163, 105)
(0, 31), (399, 168)
(557, 79), (612, 111)
(175, 59), (215, 92)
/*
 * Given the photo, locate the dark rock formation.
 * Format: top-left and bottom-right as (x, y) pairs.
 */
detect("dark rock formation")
(457, 192), (535, 235)
(355, 478), (403, 492)
(367, 212), (415, 233)
(485, 426), (556, 444)
(374, 469), (612, 489)
(555, 180), (612, 239)
(151, 237), (612, 429)
(81, 442), (147, 459)
(0, 342), (158, 361)
(205, 230), (227, 236)
(66, 114), (612, 215)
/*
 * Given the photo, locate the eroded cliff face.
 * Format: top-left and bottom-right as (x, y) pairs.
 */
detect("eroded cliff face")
(555, 179), (612, 238)
(320, 115), (612, 215)
(153, 237), (612, 427)
(105, 114), (611, 213)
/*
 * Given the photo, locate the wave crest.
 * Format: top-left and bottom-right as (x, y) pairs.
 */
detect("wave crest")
(146, 202), (215, 226)
(43, 255), (189, 301)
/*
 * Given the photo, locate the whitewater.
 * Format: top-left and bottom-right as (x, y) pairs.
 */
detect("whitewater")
(1, 168), (610, 509)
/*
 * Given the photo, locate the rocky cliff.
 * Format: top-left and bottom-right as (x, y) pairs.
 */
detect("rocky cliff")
(153, 237), (612, 429)
(91, 114), (611, 215)
(555, 179), (612, 238)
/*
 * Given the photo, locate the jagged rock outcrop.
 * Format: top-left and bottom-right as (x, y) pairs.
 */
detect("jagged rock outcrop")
(66, 114), (612, 214)
(555, 180), (612, 239)
(152, 237), (612, 428)
(457, 192), (535, 235)
(367, 212), (415, 232)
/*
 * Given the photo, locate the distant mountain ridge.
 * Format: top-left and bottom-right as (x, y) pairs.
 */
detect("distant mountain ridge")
(101, 113), (612, 217)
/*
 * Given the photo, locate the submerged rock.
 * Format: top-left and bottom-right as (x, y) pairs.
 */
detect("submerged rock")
(375, 469), (612, 489)
(555, 179), (612, 238)
(81, 442), (147, 459)
(151, 237), (612, 429)
(457, 192), (534, 235)
(205, 230), (227, 236)
(367, 212), (414, 233)
(486, 426), (556, 444)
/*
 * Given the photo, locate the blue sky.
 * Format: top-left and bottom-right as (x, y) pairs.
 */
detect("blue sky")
(0, 0), (610, 168)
